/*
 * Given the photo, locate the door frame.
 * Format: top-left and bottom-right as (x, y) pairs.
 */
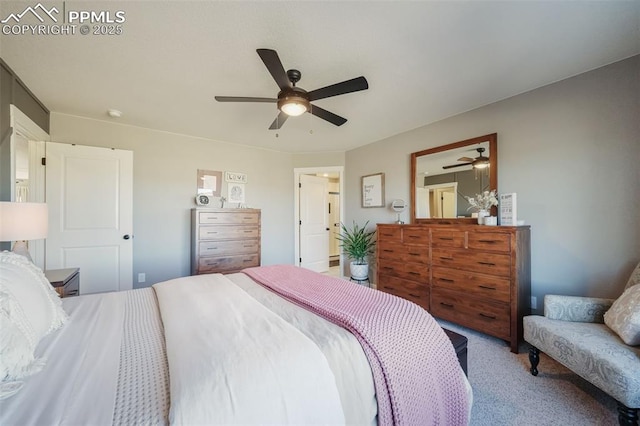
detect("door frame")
(10, 105), (48, 268)
(293, 166), (344, 272)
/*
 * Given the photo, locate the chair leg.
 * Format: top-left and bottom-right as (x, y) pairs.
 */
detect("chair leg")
(528, 346), (540, 376)
(617, 401), (639, 426)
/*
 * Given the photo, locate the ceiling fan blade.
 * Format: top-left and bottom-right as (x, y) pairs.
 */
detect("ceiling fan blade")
(457, 156), (474, 162)
(310, 104), (347, 126)
(257, 49), (291, 91)
(308, 76), (368, 101)
(215, 96), (277, 103)
(442, 162), (472, 170)
(269, 111), (289, 130)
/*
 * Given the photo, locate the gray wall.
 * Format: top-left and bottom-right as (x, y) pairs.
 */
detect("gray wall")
(345, 55), (640, 306)
(50, 113), (297, 288)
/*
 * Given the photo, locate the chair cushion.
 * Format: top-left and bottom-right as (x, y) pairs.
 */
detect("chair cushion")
(604, 284), (640, 345)
(524, 315), (640, 408)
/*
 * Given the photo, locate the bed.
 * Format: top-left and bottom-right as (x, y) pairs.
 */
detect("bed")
(0, 252), (471, 425)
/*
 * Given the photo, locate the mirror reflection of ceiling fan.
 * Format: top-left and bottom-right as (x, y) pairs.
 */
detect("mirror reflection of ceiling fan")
(442, 147), (490, 170)
(215, 49), (369, 130)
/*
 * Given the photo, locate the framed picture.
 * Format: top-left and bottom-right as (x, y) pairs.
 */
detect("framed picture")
(228, 183), (245, 204)
(197, 170), (222, 197)
(499, 193), (517, 226)
(361, 172), (385, 208)
(225, 171), (247, 183)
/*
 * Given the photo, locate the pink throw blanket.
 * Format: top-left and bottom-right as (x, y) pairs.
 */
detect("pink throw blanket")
(243, 265), (471, 426)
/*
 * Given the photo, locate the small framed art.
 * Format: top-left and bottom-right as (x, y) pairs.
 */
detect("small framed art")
(197, 170), (222, 197)
(361, 172), (385, 208)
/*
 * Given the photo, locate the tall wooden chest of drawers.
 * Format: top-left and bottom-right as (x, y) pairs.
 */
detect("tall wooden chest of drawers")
(191, 208), (261, 275)
(376, 224), (530, 353)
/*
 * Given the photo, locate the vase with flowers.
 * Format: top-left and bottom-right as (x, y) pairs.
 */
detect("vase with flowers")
(465, 190), (498, 224)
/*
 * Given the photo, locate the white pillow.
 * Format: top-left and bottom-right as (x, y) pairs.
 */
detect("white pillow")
(604, 284), (640, 346)
(0, 251), (68, 384)
(625, 261), (640, 290)
(0, 286), (45, 388)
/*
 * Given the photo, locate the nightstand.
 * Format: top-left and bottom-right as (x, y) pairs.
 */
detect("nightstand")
(45, 268), (80, 298)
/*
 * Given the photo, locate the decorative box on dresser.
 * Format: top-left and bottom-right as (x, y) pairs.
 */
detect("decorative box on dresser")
(376, 224), (531, 353)
(191, 208), (261, 275)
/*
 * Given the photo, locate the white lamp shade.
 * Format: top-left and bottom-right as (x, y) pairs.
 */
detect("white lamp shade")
(0, 202), (48, 241)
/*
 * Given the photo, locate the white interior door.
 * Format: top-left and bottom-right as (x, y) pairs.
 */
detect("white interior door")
(299, 174), (329, 272)
(45, 142), (133, 295)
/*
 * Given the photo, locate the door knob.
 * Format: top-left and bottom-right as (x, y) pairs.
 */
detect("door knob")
(123, 234), (131, 240)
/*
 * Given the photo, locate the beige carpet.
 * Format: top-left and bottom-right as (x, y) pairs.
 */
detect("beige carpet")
(437, 320), (619, 426)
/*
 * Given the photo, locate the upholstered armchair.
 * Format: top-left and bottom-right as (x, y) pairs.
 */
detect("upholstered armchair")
(523, 263), (640, 426)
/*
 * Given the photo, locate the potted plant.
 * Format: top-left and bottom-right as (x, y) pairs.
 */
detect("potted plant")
(336, 220), (376, 280)
(464, 189), (498, 224)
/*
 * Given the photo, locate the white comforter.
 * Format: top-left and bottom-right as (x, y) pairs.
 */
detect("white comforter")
(153, 273), (347, 425)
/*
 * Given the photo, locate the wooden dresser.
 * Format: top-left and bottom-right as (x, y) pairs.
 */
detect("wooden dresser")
(376, 224), (530, 353)
(191, 208), (261, 275)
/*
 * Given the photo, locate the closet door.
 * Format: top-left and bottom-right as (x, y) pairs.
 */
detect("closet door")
(45, 142), (133, 295)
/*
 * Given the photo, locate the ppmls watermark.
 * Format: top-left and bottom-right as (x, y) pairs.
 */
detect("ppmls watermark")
(1, 2), (126, 36)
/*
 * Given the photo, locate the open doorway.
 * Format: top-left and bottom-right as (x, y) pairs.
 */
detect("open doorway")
(293, 166), (344, 277)
(424, 182), (458, 218)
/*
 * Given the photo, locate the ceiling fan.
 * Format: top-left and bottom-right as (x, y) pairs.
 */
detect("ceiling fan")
(442, 147), (490, 170)
(215, 49), (369, 130)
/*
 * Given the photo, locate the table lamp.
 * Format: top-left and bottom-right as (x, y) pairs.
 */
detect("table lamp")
(0, 202), (48, 262)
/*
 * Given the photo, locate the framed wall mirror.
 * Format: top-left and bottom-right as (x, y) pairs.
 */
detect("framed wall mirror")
(410, 133), (497, 223)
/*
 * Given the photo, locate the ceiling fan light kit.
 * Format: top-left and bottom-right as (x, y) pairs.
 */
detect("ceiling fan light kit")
(443, 147), (490, 170)
(278, 91), (310, 116)
(215, 48), (368, 130)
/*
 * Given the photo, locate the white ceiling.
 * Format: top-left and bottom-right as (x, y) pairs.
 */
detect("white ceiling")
(1, 1), (638, 153)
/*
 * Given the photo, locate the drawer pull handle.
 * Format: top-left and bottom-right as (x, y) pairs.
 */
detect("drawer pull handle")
(243, 259), (254, 263)
(383, 249), (393, 252)
(478, 239), (499, 244)
(206, 247), (218, 250)
(408, 271), (420, 276)
(244, 230), (253, 233)
(440, 257), (454, 261)
(479, 313), (497, 320)
(408, 293), (421, 298)
(438, 237), (454, 241)
(478, 261), (496, 266)
(409, 253), (420, 256)
(382, 286), (394, 291)
(208, 231), (218, 234)
(243, 217), (253, 220)
(408, 235), (420, 239)
(440, 302), (454, 308)
(244, 244), (254, 248)
(383, 266), (393, 270)
(479, 285), (496, 290)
